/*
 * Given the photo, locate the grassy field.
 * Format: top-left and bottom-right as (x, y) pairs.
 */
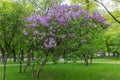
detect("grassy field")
(0, 63), (120, 80)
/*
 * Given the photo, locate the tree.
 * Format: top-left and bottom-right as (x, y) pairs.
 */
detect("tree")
(0, 1), (34, 80)
(24, 4), (109, 78)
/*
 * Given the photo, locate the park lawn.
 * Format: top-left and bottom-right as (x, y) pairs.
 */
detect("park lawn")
(0, 63), (120, 80)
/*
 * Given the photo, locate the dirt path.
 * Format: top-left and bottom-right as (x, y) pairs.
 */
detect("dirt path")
(1, 61), (120, 67)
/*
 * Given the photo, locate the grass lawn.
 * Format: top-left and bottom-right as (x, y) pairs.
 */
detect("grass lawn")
(0, 63), (120, 80)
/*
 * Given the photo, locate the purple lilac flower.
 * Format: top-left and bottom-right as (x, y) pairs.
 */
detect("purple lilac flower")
(30, 23), (37, 28)
(23, 30), (28, 36)
(69, 33), (75, 37)
(37, 16), (50, 26)
(74, 12), (80, 19)
(41, 33), (46, 37)
(49, 32), (55, 37)
(80, 40), (87, 43)
(85, 34), (89, 38)
(84, 10), (90, 20)
(25, 14), (38, 22)
(60, 34), (66, 39)
(33, 30), (39, 35)
(57, 28), (61, 32)
(92, 12), (106, 23)
(32, 37), (36, 40)
(44, 38), (57, 48)
(106, 24), (110, 27)
(90, 23), (95, 27)
(98, 50), (103, 56)
(39, 36), (43, 40)
(39, 33), (46, 40)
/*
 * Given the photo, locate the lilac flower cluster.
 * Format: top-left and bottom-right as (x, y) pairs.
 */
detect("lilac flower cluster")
(80, 40), (87, 43)
(24, 5), (109, 49)
(33, 30), (39, 35)
(39, 33), (46, 40)
(23, 30), (28, 36)
(44, 38), (57, 48)
(92, 12), (106, 24)
(98, 50), (103, 56)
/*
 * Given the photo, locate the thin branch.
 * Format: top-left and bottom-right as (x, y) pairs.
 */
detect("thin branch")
(94, 0), (120, 24)
(29, 0), (44, 11)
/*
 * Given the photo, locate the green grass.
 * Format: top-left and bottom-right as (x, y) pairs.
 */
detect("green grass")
(1, 63), (120, 80)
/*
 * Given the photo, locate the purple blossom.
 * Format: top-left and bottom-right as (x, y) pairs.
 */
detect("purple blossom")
(74, 11), (83, 19)
(80, 40), (87, 43)
(25, 14), (38, 22)
(39, 33), (46, 40)
(84, 10), (90, 20)
(92, 12), (106, 23)
(33, 30), (39, 35)
(41, 33), (46, 37)
(37, 16), (50, 26)
(49, 32), (55, 37)
(90, 23), (95, 27)
(57, 28), (61, 32)
(32, 37), (36, 40)
(44, 38), (57, 48)
(69, 33), (75, 37)
(60, 34), (66, 39)
(39, 36), (43, 40)
(106, 24), (110, 27)
(23, 30), (28, 36)
(98, 50), (103, 56)
(30, 23), (37, 28)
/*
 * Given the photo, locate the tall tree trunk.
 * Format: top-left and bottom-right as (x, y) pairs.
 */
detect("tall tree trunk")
(90, 54), (93, 64)
(23, 50), (31, 72)
(13, 49), (16, 62)
(116, 52), (119, 58)
(63, 53), (67, 64)
(113, 53), (115, 57)
(84, 54), (88, 66)
(2, 61), (6, 80)
(21, 50), (24, 61)
(36, 58), (48, 78)
(32, 61), (35, 77)
(19, 50), (24, 73)
(0, 45), (6, 80)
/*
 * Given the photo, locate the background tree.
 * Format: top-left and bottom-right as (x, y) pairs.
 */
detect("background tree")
(0, 0), (34, 80)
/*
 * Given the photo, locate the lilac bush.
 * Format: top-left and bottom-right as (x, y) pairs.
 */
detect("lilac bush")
(24, 4), (109, 55)
(23, 4), (110, 78)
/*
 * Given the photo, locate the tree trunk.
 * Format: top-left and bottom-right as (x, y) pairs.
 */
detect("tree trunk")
(13, 49), (16, 62)
(0, 56), (1, 61)
(21, 50), (24, 61)
(116, 52), (119, 58)
(0, 45), (6, 80)
(27, 50), (31, 66)
(63, 53), (67, 64)
(90, 54), (93, 64)
(113, 53), (115, 57)
(23, 50), (31, 72)
(2, 61), (6, 80)
(84, 54), (88, 66)
(36, 58), (48, 78)
(19, 50), (24, 73)
(32, 61), (35, 77)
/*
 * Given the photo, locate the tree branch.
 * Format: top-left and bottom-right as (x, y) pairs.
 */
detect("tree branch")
(94, 0), (120, 24)
(29, 0), (44, 11)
